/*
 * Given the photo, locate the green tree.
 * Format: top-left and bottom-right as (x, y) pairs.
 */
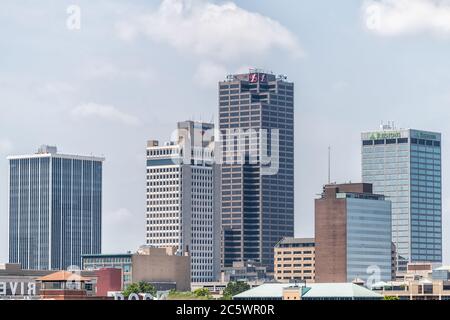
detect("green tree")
(193, 288), (211, 298)
(222, 281), (250, 300)
(383, 296), (400, 300)
(123, 281), (157, 298)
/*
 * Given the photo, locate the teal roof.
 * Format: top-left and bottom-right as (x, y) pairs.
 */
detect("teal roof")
(234, 283), (382, 300)
(234, 283), (287, 299)
(301, 283), (382, 299)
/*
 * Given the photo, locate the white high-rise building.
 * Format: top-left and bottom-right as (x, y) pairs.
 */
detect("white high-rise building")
(145, 121), (221, 282)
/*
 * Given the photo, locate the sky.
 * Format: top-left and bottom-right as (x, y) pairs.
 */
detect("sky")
(1, 0), (450, 264)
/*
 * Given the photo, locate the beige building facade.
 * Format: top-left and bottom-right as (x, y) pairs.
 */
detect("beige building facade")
(274, 237), (315, 283)
(131, 246), (191, 291)
(373, 280), (450, 300)
(82, 246), (191, 292)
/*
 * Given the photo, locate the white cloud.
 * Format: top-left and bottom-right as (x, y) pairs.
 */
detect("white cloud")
(193, 61), (228, 88)
(80, 60), (156, 83)
(116, 0), (303, 60)
(364, 0), (450, 36)
(83, 61), (120, 79)
(71, 102), (141, 126)
(36, 82), (77, 96)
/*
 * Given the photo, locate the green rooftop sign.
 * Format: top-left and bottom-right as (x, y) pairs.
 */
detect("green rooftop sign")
(414, 132), (438, 140)
(368, 131), (401, 140)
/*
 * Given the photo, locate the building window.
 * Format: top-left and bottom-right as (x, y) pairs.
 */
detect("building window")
(386, 139), (396, 144)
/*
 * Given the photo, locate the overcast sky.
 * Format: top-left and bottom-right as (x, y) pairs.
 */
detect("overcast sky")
(1, 0), (450, 264)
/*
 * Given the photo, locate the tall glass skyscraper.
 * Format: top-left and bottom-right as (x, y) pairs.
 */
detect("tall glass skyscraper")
(218, 69), (294, 270)
(8, 145), (104, 270)
(361, 125), (442, 272)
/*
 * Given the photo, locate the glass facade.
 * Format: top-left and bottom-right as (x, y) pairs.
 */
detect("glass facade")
(361, 129), (442, 272)
(8, 149), (103, 270)
(346, 197), (392, 282)
(219, 71), (294, 270)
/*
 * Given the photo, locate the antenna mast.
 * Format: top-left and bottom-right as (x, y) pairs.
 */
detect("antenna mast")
(328, 146), (331, 184)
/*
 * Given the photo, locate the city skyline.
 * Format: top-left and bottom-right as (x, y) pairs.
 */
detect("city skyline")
(1, 0), (450, 266)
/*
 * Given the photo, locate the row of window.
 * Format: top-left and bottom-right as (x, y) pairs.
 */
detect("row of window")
(276, 263), (314, 268)
(277, 270), (313, 274)
(362, 138), (409, 145)
(147, 148), (180, 156)
(276, 250), (313, 255)
(362, 138), (440, 146)
(276, 256), (313, 261)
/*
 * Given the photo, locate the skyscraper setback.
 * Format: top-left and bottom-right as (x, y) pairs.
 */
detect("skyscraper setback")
(361, 125), (442, 272)
(8, 145), (104, 270)
(145, 121), (221, 282)
(218, 69), (294, 270)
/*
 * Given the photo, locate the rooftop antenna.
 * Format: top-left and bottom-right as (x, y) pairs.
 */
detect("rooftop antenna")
(328, 146), (331, 184)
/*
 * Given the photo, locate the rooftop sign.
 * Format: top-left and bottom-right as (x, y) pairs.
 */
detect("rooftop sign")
(249, 73), (268, 83)
(368, 131), (401, 140)
(0, 281), (36, 297)
(411, 131), (439, 141)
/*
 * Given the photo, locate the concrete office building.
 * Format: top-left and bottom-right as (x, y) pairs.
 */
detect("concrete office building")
(372, 279), (450, 300)
(315, 183), (392, 284)
(361, 125), (442, 272)
(145, 121), (221, 283)
(433, 266), (450, 281)
(221, 260), (268, 282)
(82, 253), (133, 288)
(274, 237), (315, 283)
(8, 145), (104, 270)
(82, 246), (191, 291)
(132, 246), (190, 291)
(219, 69), (294, 271)
(391, 242), (398, 281)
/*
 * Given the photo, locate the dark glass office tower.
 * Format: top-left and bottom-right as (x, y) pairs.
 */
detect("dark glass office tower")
(8, 145), (104, 270)
(218, 69), (294, 271)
